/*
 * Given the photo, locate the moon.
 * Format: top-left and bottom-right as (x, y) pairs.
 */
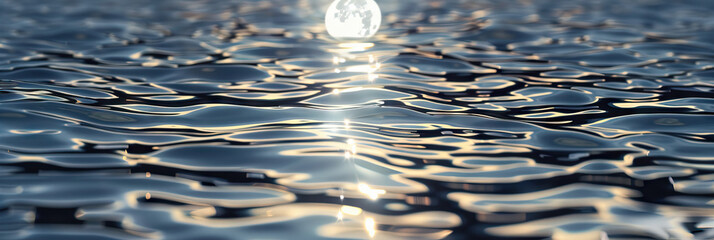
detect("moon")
(325, 0), (382, 40)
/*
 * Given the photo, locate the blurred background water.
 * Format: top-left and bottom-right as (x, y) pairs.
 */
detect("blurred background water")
(1, 0), (714, 239)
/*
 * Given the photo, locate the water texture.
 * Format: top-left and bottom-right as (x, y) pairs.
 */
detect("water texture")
(1, 0), (713, 239)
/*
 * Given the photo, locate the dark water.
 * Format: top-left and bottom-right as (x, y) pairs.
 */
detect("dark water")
(1, 0), (714, 239)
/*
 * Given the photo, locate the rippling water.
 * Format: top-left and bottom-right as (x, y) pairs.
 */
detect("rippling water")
(1, 0), (714, 239)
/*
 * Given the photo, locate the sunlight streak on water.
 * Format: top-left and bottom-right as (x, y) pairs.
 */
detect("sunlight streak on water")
(336, 42), (375, 52)
(365, 216), (376, 238)
(358, 183), (386, 200)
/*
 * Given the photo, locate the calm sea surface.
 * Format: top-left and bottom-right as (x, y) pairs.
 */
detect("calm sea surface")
(1, 0), (714, 239)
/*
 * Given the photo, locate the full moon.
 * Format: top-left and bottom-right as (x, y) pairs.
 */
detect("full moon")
(325, 0), (382, 40)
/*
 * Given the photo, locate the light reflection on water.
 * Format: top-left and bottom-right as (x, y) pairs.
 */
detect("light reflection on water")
(1, 0), (714, 239)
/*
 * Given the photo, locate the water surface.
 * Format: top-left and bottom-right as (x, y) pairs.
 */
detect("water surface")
(1, 0), (714, 239)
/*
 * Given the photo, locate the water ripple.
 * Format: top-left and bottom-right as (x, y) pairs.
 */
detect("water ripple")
(1, 0), (713, 239)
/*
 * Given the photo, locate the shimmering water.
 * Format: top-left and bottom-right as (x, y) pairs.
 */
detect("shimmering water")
(1, 0), (713, 239)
